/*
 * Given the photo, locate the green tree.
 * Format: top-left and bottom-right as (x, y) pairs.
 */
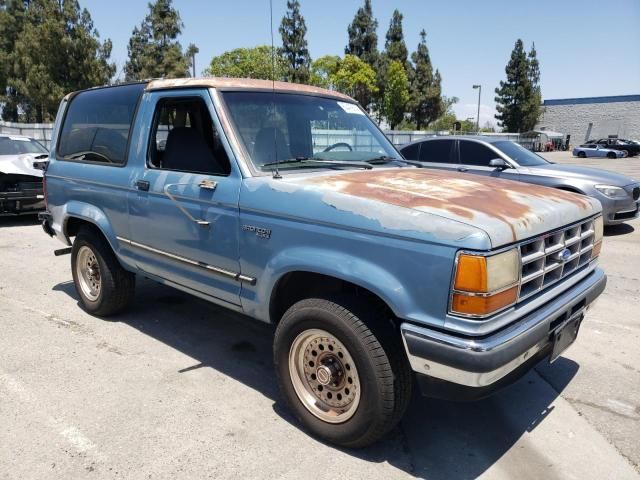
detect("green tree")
(525, 42), (542, 130)
(331, 54), (378, 107)
(382, 60), (409, 130)
(494, 39), (540, 132)
(408, 29), (444, 129)
(0, 0), (27, 120)
(205, 45), (286, 80)
(279, 0), (311, 84)
(124, 0), (194, 81)
(3, 0), (114, 122)
(345, 0), (378, 67)
(309, 55), (341, 89)
(384, 9), (408, 65)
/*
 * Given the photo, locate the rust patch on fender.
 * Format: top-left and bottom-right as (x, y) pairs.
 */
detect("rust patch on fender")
(305, 169), (594, 240)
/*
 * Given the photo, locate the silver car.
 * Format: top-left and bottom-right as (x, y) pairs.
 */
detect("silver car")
(400, 136), (640, 226)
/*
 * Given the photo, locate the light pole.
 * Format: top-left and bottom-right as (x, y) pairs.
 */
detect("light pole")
(473, 84), (481, 132)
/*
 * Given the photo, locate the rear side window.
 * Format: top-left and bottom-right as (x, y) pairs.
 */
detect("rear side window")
(419, 139), (455, 163)
(57, 83), (145, 165)
(400, 142), (419, 160)
(459, 141), (498, 167)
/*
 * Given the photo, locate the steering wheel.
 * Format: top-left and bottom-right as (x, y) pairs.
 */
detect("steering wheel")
(323, 142), (353, 152)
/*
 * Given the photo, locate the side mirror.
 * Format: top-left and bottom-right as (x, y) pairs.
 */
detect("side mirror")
(489, 158), (509, 170)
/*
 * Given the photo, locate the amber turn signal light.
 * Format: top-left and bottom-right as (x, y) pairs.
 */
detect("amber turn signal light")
(454, 255), (487, 292)
(451, 286), (518, 316)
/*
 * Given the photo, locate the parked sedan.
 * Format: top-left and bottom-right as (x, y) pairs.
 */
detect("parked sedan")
(0, 134), (48, 216)
(573, 144), (627, 159)
(399, 135), (640, 225)
(586, 138), (640, 157)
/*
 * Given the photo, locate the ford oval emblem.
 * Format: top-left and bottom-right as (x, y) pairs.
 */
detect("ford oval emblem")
(558, 248), (571, 262)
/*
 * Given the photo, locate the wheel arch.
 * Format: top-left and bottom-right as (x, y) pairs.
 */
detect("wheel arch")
(62, 201), (119, 252)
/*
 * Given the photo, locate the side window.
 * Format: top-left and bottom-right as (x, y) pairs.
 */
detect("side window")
(148, 97), (231, 175)
(58, 83), (144, 165)
(419, 140), (455, 163)
(459, 141), (498, 167)
(400, 142), (419, 160)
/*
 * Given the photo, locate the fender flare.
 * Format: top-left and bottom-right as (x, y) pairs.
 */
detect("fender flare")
(256, 246), (414, 323)
(61, 201), (119, 252)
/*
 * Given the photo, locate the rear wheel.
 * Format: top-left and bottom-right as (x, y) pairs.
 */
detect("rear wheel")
(607, 152), (617, 159)
(274, 295), (412, 448)
(71, 226), (135, 316)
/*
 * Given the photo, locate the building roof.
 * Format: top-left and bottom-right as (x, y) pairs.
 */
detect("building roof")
(146, 77), (353, 102)
(543, 94), (640, 106)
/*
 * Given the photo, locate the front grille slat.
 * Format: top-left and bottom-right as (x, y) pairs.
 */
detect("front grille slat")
(518, 218), (595, 301)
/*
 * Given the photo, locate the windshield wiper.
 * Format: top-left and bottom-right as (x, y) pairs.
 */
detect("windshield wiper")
(365, 155), (423, 168)
(261, 157), (373, 170)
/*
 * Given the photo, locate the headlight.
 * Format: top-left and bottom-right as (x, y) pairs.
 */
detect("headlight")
(595, 185), (628, 199)
(451, 249), (520, 317)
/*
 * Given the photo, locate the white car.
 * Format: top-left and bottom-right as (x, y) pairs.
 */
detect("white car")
(573, 143), (627, 159)
(0, 134), (48, 215)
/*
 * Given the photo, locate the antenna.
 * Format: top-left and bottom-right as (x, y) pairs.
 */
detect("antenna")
(269, 0), (281, 179)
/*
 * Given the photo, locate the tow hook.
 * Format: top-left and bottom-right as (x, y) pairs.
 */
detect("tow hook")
(54, 247), (72, 256)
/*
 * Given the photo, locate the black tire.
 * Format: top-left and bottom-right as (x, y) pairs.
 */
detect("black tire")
(607, 152), (617, 159)
(71, 226), (135, 316)
(578, 151), (586, 158)
(274, 295), (412, 448)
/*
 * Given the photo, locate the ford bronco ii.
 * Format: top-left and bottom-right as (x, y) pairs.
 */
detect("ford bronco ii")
(40, 79), (606, 447)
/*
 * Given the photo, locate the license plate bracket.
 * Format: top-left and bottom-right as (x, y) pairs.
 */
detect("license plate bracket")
(550, 315), (583, 363)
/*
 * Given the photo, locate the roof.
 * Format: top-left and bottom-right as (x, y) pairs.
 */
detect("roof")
(543, 94), (640, 106)
(145, 77), (354, 102)
(523, 130), (564, 138)
(402, 135), (510, 146)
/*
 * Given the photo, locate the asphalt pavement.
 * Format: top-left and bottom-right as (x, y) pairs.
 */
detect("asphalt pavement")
(0, 152), (638, 479)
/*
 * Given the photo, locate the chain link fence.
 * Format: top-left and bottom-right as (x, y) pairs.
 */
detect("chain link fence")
(1, 121), (525, 152)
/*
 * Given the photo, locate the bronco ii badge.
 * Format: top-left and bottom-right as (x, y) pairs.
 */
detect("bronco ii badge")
(242, 224), (272, 239)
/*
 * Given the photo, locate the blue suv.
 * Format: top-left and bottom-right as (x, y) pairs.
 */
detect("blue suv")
(40, 78), (606, 447)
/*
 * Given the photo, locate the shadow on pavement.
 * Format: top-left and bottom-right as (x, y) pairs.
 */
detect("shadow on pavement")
(0, 215), (40, 227)
(53, 276), (579, 479)
(604, 223), (635, 237)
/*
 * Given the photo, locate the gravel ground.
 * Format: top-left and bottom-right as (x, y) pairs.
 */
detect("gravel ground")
(0, 153), (638, 479)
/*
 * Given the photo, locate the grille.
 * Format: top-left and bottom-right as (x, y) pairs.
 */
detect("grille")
(633, 187), (639, 201)
(518, 218), (595, 301)
(17, 181), (43, 191)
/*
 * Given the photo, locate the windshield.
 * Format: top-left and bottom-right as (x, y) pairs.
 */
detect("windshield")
(221, 91), (402, 172)
(0, 137), (48, 155)
(493, 141), (549, 166)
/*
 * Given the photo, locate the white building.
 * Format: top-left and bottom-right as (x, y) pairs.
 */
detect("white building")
(536, 94), (640, 144)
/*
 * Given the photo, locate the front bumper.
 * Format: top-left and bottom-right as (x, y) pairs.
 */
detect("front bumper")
(602, 199), (639, 225)
(401, 267), (606, 398)
(0, 189), (45, 216)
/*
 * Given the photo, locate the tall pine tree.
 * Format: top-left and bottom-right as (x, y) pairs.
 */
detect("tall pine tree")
(345, 0), (378, 67)
(384, 9), (408, 66)
(494, 39), (540, 132)
(279, 0), (311, 84)
(408, 29), (444, 129)
(124, 0), (193, 81)
(2, 0), (114, 122)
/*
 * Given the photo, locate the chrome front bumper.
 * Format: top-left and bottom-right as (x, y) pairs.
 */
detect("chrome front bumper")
(401, 267), (606, 391)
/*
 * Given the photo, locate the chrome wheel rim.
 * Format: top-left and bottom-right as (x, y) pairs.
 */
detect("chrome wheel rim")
(76, 246), (101, 301)
(288, 329), (361, 424)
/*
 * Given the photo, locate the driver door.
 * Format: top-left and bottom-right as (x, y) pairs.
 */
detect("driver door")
(127, 89), (243, 307)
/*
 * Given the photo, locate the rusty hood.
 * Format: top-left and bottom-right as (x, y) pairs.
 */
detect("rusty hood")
(297, 168), (601, 248)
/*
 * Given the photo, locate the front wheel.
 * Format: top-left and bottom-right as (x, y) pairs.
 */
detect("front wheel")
(274, 296), (412, 448)
(607, 152), (617, 159)
(578, 151), (586, 158)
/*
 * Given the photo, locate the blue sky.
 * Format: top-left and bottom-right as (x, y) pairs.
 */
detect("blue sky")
(83, 0), (640, 126)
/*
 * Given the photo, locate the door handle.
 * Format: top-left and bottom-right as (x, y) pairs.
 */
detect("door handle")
(457, 167), (468, 172)
(136, 180), (150, 191)
(198, 179), (217, 191)
(164, 183), (210, 227)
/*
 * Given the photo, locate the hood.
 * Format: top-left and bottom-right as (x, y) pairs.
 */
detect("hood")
(526, 163), (636, 186)
(0, 153), (45, 178)
(290, 168), (601, 248)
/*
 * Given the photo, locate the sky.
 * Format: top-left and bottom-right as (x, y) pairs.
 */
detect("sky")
(82, 0), (640, 127)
